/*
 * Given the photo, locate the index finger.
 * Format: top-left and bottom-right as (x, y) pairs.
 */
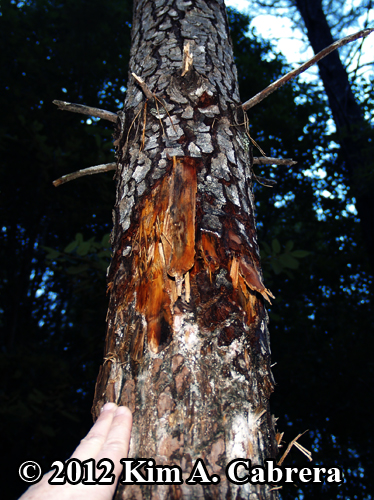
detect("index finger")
(95, 406), (132, 482)
(71, 402), (119, 461)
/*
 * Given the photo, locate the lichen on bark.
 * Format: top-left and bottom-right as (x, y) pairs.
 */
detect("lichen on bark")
(92, 0), (279, 498)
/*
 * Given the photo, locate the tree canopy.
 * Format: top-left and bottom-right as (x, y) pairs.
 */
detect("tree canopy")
(1, 1), (373, 499)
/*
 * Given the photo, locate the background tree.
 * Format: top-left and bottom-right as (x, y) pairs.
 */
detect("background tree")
(1, 1), (373, 499)
(295, 0), (374, 275)
(249, 0), (374, 272)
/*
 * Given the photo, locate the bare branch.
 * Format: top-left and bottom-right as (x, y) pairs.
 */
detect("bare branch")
(254, 175), (277, 188)
(53, 100), (118, 122)
(352, 6), (373, 82)
(277, 431), (312, 466)
(253, 157), (297, 166)
(351, 60), (374, 71)
(53, 163), (116, 187)
(132, 73), (154, 100)
(242, 27), (374, 111)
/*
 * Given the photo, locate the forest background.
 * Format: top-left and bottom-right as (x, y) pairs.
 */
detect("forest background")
(1, 0), (373, 499)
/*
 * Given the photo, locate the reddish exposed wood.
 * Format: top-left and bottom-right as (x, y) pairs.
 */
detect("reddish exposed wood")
(228, 230), (242, 249)
(198, 230), (270, 329)
(163, 157), (197, 279)
(238, 275), (259, 325)
(110, 156), (198, 356)
(230, 255), (239, 289)
(239, 256), (275, 304)
(200, 232), (220, 278)
(130, 179), (174, 355)
(197, 91), (217, 108)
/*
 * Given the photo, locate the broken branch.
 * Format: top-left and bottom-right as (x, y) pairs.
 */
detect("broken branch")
(242, 27), (374, 111)
(53, 100), (118, 122)
(277, 431), (312, 466)
(53, 162), (116, 187)
(253, 157), (297, 166)
(132, 73), (154, 100)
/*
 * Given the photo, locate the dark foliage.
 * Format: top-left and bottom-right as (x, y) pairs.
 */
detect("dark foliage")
(1, 0), (131, 497)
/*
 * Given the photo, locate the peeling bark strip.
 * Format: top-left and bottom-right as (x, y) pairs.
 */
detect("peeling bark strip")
(92, 1), (279, 498)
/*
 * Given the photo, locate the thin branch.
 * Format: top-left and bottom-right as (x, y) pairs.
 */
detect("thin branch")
(277, 431), (312, 466)
(140, 101), (148, 151)
(243, 111), (266, 156)
(351, 60), (374, 71)
(53, 163), (116, 187)
(254, 175), (277, 188)
(124, 105), (144, 152)
(345, 41), (363, 71)
(352, 6), (373, 82)
(53, 100), (118, 122)
(242, 27), (374, 111)
(253, 157), (297, 166)
(132, 73), (154, 100)
(155, 95), (177, 133)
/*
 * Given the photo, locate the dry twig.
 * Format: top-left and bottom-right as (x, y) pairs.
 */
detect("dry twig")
(53, 100), (118, 122)
(140, 101), (148, 151)
(154, 95), (177, 133)
(254, 175), (277, 188)
(53, 163), (116, 187)
(132, 72), (154, 100)
(154, 97), (165, 136)
(243, 111), (267, 156)
(277, 431), (312, 466)
(253, 157), (297, 166)
(124, 105), (144, 152)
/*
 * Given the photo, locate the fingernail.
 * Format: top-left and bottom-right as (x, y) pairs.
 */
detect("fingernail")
(115, 406), (131, 416)
(101, 402), (117, 412)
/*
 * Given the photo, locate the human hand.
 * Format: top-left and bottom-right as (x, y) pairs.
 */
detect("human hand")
(19, 402), (132, 500)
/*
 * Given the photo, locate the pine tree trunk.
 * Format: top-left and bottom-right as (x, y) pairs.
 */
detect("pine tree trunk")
(92, 0), (279, 498)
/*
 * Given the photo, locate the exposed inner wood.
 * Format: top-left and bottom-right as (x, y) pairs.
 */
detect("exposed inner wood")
(181, 41), (194, 76)
(163, 156), (197, 279)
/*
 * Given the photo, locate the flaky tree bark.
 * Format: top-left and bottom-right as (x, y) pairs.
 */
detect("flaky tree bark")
(92, 0), (279, 498)
(295, 0), (374, 272)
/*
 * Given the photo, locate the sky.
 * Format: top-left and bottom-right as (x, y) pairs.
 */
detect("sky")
(225, 0), (314, 66)
(224, 0), (374, 84)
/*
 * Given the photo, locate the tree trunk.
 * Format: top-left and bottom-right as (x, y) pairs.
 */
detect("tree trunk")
(92, 0), (279, 498)
(295, 0), (374, 272)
